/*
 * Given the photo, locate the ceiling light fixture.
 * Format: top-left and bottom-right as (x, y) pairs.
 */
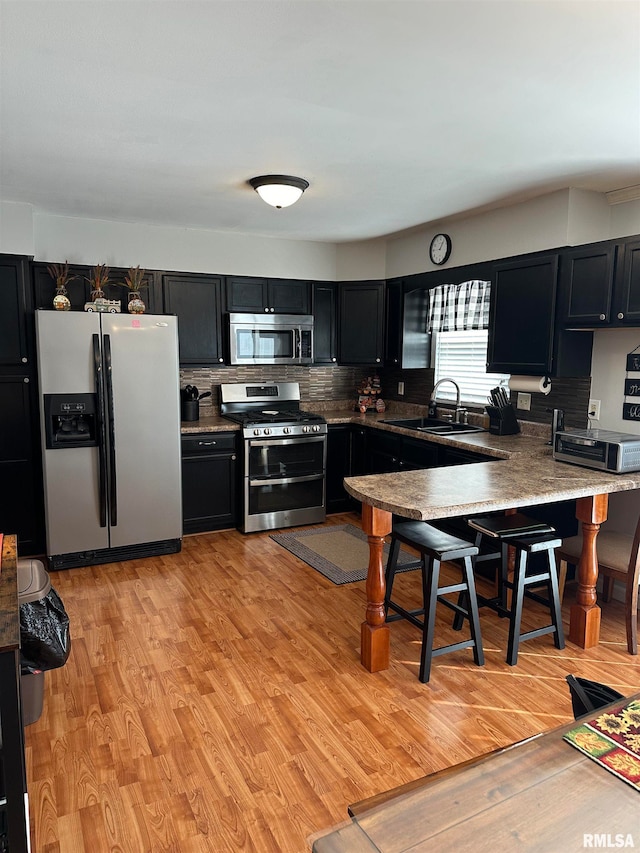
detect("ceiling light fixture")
(248, 174), (309, 209)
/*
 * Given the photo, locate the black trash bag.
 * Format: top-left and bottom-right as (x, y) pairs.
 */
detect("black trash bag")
(19, 587), (71, 673)
(566, 674), (625, 720)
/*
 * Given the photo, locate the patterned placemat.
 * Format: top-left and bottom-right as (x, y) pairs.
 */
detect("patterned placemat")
(563, 698), (640, 791)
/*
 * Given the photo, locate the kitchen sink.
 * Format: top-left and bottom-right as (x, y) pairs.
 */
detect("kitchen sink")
(382, 417), (485, 435)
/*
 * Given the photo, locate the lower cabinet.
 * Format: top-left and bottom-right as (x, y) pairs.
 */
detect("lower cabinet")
(0, 375), (44, 555)
(326, 425), (353, 513)
(181, 432), (238, 533)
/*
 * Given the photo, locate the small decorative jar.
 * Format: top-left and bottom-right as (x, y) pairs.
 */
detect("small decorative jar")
(53, 286), (71, 311)
(128, 292), (146, 314)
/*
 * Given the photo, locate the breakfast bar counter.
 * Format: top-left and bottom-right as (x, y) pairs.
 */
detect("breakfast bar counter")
(344, 453), (640, 670)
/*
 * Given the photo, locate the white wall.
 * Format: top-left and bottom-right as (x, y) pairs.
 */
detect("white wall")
(32, 213), (338, 280)
(0, 201), (35, 255)
(335, 239), (386, 280)
(589, 327), (640, 534)
(610, 198), (640, 238)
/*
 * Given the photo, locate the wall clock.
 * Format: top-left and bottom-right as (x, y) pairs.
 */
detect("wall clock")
(429, 233), (452, 266)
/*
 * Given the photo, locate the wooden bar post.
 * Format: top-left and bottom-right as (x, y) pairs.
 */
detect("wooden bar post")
(360, 504), (393, 672)
(569, 494), (607, 648)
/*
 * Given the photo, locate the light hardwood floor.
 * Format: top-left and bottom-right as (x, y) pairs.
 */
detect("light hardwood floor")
(24, 512), (640, 852)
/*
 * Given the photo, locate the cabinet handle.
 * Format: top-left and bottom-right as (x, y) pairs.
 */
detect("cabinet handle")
(218, 357), (224, 362)
(375, 357), (381, 363)
(264, 307), (269, 313)
(599, 314), (606, 320)
(231, 454), (236, 461)
(21, 357), (28, 363)
(618, 312), (624, 320)
(331, 357), (337, 362)
(23, 377), (29, 383)
(198, 440), (217, 446)
(270, 307), (275, 312)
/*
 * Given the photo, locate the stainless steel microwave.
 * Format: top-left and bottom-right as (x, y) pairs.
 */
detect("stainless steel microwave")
(228, 313), (314, 365)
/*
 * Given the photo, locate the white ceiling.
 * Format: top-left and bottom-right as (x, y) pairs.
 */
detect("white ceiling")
(1, 0), (639, 244)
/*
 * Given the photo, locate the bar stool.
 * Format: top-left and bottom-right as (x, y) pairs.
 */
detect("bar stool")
(385, 521), (484, 683)
(466, 514), (565, 665)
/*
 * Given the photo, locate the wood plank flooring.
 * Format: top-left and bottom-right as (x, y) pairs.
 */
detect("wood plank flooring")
(24, 512), (640, 852)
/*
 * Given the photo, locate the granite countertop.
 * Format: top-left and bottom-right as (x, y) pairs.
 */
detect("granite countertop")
(344, 452), (640, 521)
(181, 406), (549, 459)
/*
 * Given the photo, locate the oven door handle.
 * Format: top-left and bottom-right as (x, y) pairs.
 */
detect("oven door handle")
(249, 473), (325, 487)
(248, 435), (326, 448)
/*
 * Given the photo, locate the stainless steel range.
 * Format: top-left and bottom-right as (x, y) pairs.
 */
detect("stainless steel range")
(220, 382), (327, 533)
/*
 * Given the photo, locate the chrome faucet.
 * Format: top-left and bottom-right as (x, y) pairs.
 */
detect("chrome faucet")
(428, 377), (462, 420)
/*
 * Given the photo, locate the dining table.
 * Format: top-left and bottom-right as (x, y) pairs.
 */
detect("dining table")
(343, 449), (640, 672)
(311, 691), (640, 852)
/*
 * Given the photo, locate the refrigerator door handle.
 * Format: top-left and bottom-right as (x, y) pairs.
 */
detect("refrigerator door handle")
(103, 334), (118, 526)
(93, 333), (108, 528)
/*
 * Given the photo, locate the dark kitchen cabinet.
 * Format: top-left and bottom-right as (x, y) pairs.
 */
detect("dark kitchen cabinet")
(560, 241), (616, 325)
(560, 237), (640, 327)
(0, 255), (44, 554)
(438, 446), (495, 467)
(385, 279), (431, 369)
(181, 432), (238, 533)
(225, 276), (310, 314)
(612, 238), (640, 323)
(326, 425), (352, 513)
(313, 282), (338, 364)
(338, 281), (385, 365)
(33, 262), (159, 313)
(0, 376), (42, 553)
(162, 273), (224, 364)
(487, 253), (591, 377)
(367, 430), (403, 473)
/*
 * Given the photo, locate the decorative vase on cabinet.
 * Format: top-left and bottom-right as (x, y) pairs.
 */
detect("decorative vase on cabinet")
(128, 292), (145, 314)
(53, 286), (70, 311)
(125, 266), (147, 314)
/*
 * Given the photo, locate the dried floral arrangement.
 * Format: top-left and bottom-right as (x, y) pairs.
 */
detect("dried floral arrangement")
(86, 264), (110, 299)
(124, 266), (147, 292)
(46, 260), (76, 291)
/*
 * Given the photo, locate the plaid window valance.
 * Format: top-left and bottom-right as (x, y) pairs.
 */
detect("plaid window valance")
(427, 280), (491, 333)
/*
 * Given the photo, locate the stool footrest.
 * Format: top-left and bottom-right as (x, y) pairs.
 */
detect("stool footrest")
(431, 638), (479, 659)
(519, 624), (558, 643)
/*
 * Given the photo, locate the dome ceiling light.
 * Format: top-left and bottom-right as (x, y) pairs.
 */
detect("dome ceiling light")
(248, 175), (309, 209)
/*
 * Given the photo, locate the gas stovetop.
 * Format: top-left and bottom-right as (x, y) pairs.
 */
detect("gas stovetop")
(219, 382), (327, 438)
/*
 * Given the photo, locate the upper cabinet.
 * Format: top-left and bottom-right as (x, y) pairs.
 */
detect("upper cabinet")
(313, 282), (338, 364)
(487, 253), (591, 377)
(33, 262), (160, 313)
(0, 255), (31, 368)
(385, 277), (431, 369)
(162, 273), (224, 364)
(560, 238), (640, 327)
(338, 280), (385, 365)
(225, 276), (311, 314)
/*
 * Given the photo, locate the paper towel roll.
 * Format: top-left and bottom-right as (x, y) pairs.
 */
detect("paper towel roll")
(508, 375), (551, 396)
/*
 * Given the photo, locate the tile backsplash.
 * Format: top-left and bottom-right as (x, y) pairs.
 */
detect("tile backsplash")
(181, 363), (591, 429)
(180, 365), (360, 412)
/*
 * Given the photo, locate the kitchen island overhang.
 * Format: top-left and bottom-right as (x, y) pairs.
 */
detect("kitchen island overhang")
(344, 453), (640, 672)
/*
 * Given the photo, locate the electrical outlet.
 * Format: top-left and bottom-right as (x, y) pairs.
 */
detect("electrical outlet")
(517, 392), (531, 411)
(589, 399), (601, 420)
(398, 381), (405, 396)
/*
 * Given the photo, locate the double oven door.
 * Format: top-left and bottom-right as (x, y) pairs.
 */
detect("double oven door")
(243, 432), (326, 532)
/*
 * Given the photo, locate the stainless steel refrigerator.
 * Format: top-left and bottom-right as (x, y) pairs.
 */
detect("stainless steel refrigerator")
(36, 310), (182, 569)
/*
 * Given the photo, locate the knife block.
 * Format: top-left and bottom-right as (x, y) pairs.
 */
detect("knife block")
(485, 404), (520, 435)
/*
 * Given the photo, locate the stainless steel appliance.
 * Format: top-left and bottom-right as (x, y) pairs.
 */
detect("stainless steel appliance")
(220, 382), (326, 532)
(36, 310), (182, 569)
(228, 313), (313, 365)
(553, 428), (640, 473)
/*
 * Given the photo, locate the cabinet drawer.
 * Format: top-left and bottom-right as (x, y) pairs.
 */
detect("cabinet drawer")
(181, 432), (237, 456)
